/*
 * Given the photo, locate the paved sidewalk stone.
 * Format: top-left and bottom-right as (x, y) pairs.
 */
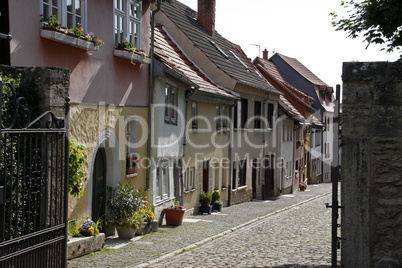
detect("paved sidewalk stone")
(67, 183), (335, 268)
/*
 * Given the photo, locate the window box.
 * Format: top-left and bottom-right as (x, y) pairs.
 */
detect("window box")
(40, 28), (100, 51)
(114, 48), (151, 64)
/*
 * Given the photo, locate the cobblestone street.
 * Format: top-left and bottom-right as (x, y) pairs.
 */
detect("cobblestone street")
(68, 183), (338, 268)
(142, 193), (337, 268)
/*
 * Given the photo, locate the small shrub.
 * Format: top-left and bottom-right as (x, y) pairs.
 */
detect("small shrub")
(211, 190), (221, 205)
(199, 191), (212, 207)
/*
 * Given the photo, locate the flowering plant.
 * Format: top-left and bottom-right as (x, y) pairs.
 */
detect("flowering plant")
(139, 207), (155, 222)
(299, 181), (307, 188)
(81, 218), (99, 236)
(40, 15), (104, 49)
(170, 200), (185, 210)
(126, 154), (138, 168)
(116, 38), (149, 64)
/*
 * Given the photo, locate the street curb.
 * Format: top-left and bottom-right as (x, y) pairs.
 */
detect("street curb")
(132, 190), (332, 268)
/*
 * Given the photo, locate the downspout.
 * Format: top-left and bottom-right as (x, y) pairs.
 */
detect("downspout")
(228, 101), (236, 206)
(179, 86), (197, 205)
(146, 0), (161, 191)
(262, 91), (271, 197)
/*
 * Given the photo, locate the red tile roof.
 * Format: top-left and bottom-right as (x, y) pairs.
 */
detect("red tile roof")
(154, 26), (236, 99)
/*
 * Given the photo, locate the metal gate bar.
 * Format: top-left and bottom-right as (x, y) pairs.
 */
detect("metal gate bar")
(0, 79), (69, 267)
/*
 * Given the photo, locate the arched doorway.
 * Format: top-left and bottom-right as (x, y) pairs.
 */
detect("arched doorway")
(92, 147), (106, 223)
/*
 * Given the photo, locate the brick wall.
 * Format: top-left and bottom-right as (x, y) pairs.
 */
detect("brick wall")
(341, 61), (402, 267)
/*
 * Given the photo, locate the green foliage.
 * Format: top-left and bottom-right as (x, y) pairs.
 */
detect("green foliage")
(69, 136), (86, 197)
(211, 190), (221, 205)
(330, 0), (402, 57)
(106, 183), (146, 227)
(41, 15), (104, 47)
(199, 191), (212, 207)
(67, 220), (82, 237)
(116, 38), (149, 64)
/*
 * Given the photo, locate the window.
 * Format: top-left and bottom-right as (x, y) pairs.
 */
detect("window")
(267, 103), (274, 129)
(232, 161), (237, 189)
(126, 116), (138, 175)
(222, 105), (228, 131)
(296, 128), (300, 141)
(221, 165), (226, 188)
(42, 0), (86, 29)
(156, 161), (169, 201)
(164, 84), (178, 124)
(216, 105), (221, 131)
(191, 102), (198, 129)
(315, 130), (321, 147)
(254, 101), (261, 129)
(190, 167), (195, 190)
(317, 158), (322, 175)
(233, 103), (238, 129)
(240, 98), (248, 129)
(238, 160), (247, 187)
(114, 0), (142, 48)
(184, 169), (188, 192)
(214, 162), (219, 190)
(288, 125), (292, 141)
(283, 125), (286, 141)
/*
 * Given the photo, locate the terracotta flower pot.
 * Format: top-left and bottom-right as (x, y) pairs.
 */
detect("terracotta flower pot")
(164, 208), (185, 226)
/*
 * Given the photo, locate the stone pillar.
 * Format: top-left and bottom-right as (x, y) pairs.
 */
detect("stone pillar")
(0, 65), (70, 118)
(341, 61), (402, 267)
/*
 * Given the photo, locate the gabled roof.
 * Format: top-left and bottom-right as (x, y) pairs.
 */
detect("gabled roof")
(255, 57), (314, 108)
(160, 1), (279, 94)
(278, 95), (306, 122)
(274, 53), (329, 87)
(154, 26), (236, 100)
(271, 53), (335, 113)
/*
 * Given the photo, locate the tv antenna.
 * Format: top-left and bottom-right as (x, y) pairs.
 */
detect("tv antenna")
(250, 44), (260, 58)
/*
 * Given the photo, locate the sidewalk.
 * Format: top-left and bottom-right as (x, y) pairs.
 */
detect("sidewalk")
(67, 183), (333, 268)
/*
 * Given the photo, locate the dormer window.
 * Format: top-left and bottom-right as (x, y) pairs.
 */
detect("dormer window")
(115, 0), (142, 48)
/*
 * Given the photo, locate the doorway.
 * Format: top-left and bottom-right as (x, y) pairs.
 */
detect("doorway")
(92, 147), (106, 223)
(252, 158), (258, 199)
(263, 155), (274, 199)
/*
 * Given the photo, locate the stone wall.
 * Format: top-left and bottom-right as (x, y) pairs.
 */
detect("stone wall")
(341, 61), (402, 268)
(0, 65), (70, 118)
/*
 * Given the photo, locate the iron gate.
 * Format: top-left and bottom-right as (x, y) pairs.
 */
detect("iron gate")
(0, 79), (69, 267)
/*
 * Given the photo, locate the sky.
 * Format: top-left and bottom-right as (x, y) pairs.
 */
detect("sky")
(177, 0), (400, 96)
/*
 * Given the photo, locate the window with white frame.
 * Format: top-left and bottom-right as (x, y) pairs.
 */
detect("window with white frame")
(267, 103), (274, 129)
(114, 0), (142, 47)
(221, 165), (226, 188)
(214, 162), (219, 190)
(126, 115), (138, 175)
(191, 101), (198, 129)
(315, 130), (321, 147)
(238, 159), (247, 187)
(190, 167), (195, 190)
(317, 158), (322, 175)
(164, 84), (178, 124)
(221, 105), (228, 131)
(42, 0), (86, 29)
(216, 105), (221, 131)
(156, 161), (169, 201)
(184, 169), (188, 192)
(240, 98), (248, 129)
(254, 101), (261, 129)
(283, 124), (286, 141)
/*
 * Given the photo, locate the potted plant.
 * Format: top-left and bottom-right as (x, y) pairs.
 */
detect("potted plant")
(106, 183), (146, 239)
(199, 191), (212, 215)
(211, 190), (222, 212)
(138, 207), (157, 235)
(299, 181), (307, 191)
(163, 200), (186, 226)
(104, 218), (116, 237)
(126, 154), (138, 174)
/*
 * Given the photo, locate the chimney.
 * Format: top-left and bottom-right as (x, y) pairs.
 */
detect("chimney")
(197, 0), (215, 35)
(262, 48), (269, 60)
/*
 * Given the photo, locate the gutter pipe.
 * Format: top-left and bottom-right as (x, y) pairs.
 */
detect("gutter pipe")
(146, 0), (161, 191)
